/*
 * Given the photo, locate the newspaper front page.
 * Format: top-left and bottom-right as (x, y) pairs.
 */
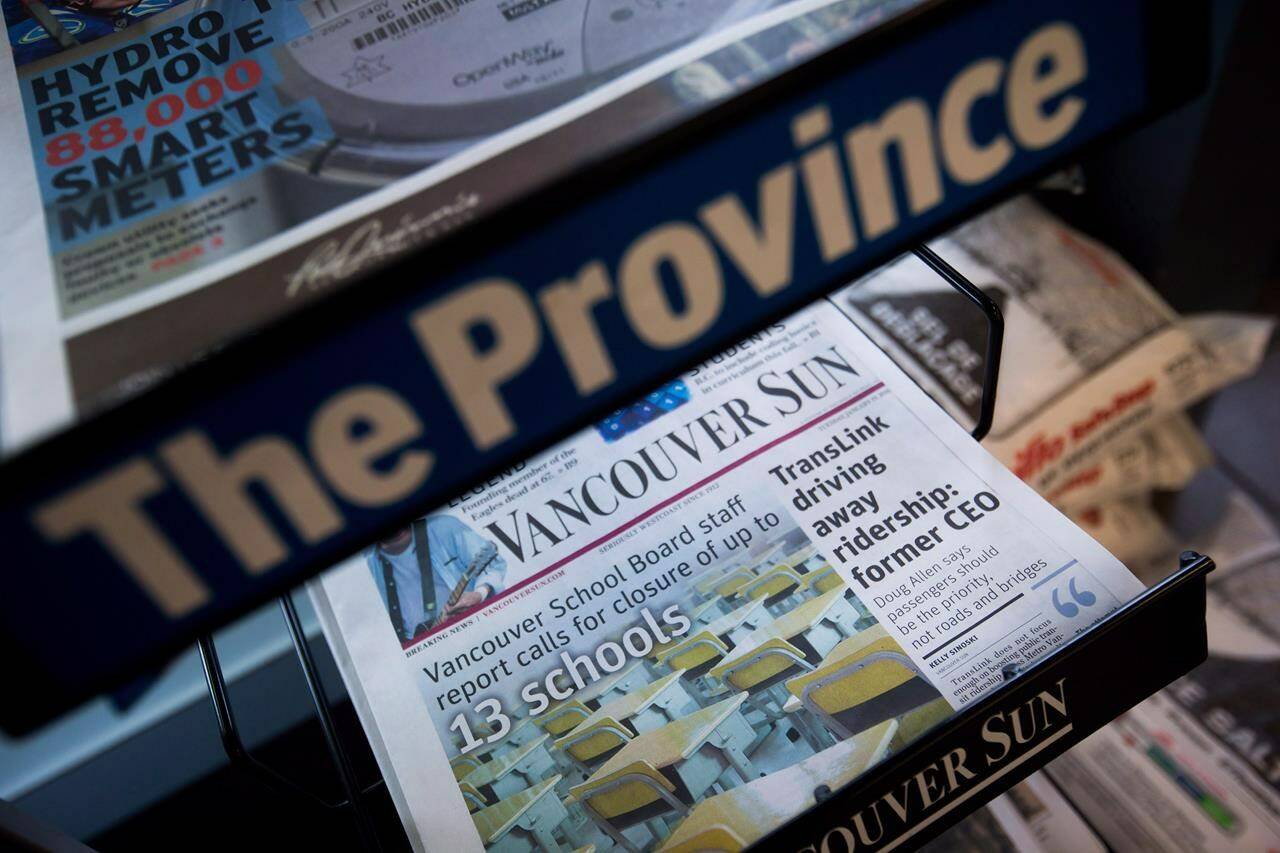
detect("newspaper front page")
(312, 298), (1142, 852)
(0, 0), (909, 446)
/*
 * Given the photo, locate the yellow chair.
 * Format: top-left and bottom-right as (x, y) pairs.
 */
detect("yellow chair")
(709, 567), (757, 600)
(569, 695), (758, 852)
(692, 565), (746, 609)
(707, 589), (858, 698)
(784, 626), (943, 741)
(889, 697), (954, 752)
(472, 775), (570, 852)
(658, 719), (898, 852)
(796, 563), (844, 596)
(655, 600), (767, 678)
(709, 636), (813, 696)
(553, 672), (694, 769)
(535, 698), (595, 737)
(535, 662), (653, 736)
(451, 753), (484, 781)
(459, 780), (487, 813)
(648, 600), (723, 663)
(735, 563), (805, 610)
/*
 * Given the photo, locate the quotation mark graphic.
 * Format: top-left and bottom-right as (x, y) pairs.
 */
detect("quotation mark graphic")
(1051, 577), (1097, 617)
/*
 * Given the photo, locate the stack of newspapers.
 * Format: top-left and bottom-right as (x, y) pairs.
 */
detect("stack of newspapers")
(308, 200), (1274, 852)
(834, 200), (1279, 852)
(0, 0), (1274, 850)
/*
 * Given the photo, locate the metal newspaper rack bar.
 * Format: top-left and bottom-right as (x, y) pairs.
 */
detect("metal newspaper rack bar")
(193, 246), (1210, 852)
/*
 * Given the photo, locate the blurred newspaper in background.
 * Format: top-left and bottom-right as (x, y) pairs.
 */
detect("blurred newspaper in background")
(1048, 488), (1280, 851)
(833, 197), (1279, 851)
(0, 0), (913, 446)
(924, 773), (1104, 853)
(832, 197), (1274, 572)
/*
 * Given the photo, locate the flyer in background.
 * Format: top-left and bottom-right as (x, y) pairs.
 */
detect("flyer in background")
(1048, 491), (1280, 851)
(0, 0), (908, 445)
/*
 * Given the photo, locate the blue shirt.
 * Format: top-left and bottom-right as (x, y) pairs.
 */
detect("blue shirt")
(367, 515), (506, 638)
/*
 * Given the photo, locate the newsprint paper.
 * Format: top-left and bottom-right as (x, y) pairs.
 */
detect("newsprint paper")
(0, 0), (910, 448)
(311, 299), (1142, 852)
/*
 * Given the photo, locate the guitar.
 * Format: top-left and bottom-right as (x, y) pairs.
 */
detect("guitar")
(433, 543), (499, 626)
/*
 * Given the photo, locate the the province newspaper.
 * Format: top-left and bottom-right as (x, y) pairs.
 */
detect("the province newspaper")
(310, 298), (1143, 853)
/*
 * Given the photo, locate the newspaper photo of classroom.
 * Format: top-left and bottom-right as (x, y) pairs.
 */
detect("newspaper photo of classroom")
(444, 517), (947, 853)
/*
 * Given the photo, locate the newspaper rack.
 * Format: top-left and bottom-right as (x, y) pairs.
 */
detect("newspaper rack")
(190, 247), (1211, 851)
(0, 0), (1218, 847)
(0, 0), (1213, 735)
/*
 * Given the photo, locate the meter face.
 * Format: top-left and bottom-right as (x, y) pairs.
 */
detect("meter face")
(277, 0), (777, 151)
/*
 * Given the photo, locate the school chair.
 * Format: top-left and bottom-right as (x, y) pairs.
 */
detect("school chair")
(655, 600), (768, 681)
(734, 563), (806, 614)
(460, 780), (487, 813)
(535, 662), (653, 736)
(568, 695), (759, 853)
(784, 625), (943, 744)
(473, 774), (573, 853)
(796, 563), (844, 597)
(465, 733), (559, 801)
(657, 719), (898, 852)
(553, 671), (697, 771)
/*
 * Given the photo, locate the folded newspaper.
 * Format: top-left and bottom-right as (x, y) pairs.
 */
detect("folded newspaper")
(312, 299), (1143, 852)
(1049, 487), (1280, 850)
(0, 0), (912, 445)
(832, 197), (1274, 503)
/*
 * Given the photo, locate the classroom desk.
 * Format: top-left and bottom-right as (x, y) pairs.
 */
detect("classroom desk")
(459, 717), (543, 770)
(465, 733), (558, 800)
(534, 662), (652, 736)
(654, 601), (768, 676)
(796, 563), (843, 596)
(568, 695), (759, 849)
(657, 720), (898, 852)
(689, 596), (724, 626)
(781, 544), (818, 570)
(473, 774), (570, 853)
(746, 541), (789, 569)
(553, 671), (697, 767)
(785, 625), (942, 740)
(706, 567), (758, 600)
(707, 589), (860, 694)
(693, 567), (732, 598)
(650, 597), (723, 662)
(734, 564), (805, 609)
(460, 780), (487, 813)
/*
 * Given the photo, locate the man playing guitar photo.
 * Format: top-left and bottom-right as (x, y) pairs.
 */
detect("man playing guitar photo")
(367, 514), (507, 643)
